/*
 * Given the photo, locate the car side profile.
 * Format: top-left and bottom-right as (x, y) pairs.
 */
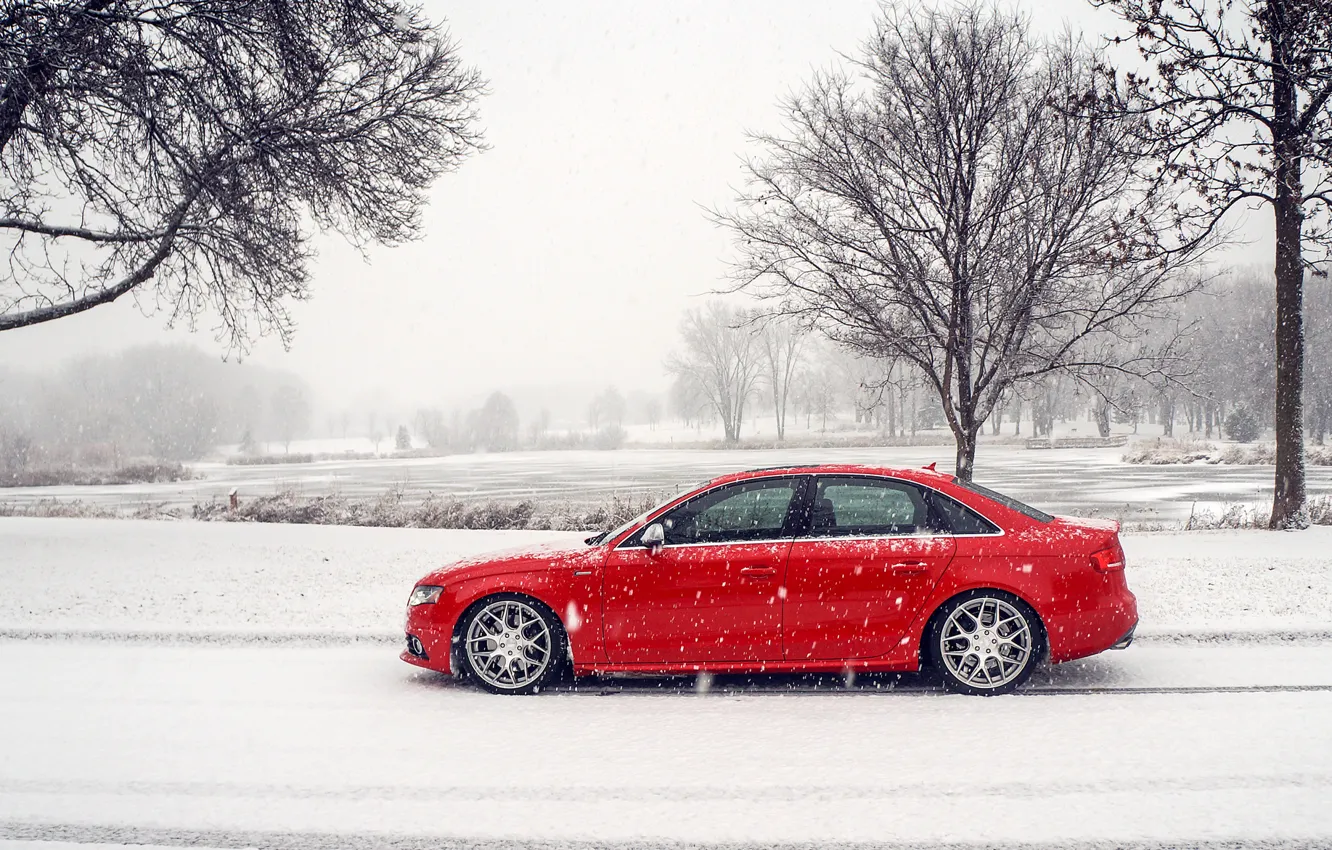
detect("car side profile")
(401, 464), (1137, 696)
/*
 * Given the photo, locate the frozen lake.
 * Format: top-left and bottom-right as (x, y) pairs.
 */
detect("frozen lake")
(3, 443), (1331, 524)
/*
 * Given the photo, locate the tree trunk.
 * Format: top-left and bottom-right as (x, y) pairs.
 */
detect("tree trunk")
(1094, 401), (1111, 439)
(954, 425), (979, 481)
(1268, 32), (1307, 527)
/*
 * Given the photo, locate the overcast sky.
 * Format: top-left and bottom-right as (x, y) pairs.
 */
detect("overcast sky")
(0, 0), (1273, 412)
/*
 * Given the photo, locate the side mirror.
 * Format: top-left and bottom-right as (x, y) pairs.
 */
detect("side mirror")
(641, 522), (665, 554)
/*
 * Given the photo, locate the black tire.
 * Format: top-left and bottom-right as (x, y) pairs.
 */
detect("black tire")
(925, 589), (1044, 696)
(457, 593), (568, 695)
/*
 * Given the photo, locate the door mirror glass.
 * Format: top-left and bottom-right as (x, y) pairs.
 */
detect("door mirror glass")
(641, 522), (666, 552)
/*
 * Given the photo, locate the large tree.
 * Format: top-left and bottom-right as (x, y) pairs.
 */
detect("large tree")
(0, 0), (484, 346)
(1093, 0), (1332, 527)
(717, 3), (1209, 479)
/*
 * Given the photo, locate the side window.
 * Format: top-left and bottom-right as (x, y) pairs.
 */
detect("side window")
(646, 477), (799, 545)
(929, 490), (1002, 535)
(807, 477), (929, 537)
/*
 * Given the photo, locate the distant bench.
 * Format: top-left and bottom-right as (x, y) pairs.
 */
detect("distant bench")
(1024, 436), (1129, 450)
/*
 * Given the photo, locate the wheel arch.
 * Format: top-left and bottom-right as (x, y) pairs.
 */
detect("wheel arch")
(449, 589), (572, 677)
(916, 586), (1049, 670)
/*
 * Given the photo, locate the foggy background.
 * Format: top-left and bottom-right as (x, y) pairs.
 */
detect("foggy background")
(0, 0), (1274, 429)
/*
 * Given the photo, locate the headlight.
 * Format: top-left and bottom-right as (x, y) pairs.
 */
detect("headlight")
(408, 585), (444, 606)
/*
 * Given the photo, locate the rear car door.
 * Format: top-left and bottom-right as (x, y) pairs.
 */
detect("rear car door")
(603, 476), (805, 664)
(783, 475), (955, 661)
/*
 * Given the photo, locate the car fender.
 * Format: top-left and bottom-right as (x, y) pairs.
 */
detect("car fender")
(897, 556), (1056, 669)
(446, 563), (605, 670)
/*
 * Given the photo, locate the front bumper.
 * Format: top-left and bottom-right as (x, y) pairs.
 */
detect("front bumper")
(399, 622), (454, 674)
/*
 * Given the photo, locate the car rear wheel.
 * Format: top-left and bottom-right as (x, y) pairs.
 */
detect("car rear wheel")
(927, 591), (1041, 696)
(460, 594), (566, 695)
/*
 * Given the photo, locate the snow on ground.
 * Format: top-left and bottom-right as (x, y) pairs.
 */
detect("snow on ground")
(0, 518), (574, 637)
(2, 518), (1330, 640)
(0, 642), (1330, 846)
(3, 517), (1332, 846)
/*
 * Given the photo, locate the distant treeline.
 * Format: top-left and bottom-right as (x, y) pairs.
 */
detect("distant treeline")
(0, 344), (310, 472)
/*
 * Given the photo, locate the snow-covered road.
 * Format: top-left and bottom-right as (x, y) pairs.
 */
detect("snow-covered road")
(1, 641), (1331, 847)
(3, 518), (1332, 847)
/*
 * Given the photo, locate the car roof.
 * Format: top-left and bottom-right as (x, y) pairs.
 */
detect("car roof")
(709, 463), (952, 488)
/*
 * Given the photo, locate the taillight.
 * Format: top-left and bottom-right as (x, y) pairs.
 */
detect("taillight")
(1090, 543), (1125, 573)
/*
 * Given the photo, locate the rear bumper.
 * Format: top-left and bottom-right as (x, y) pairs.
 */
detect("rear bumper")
(1112, 622), (1136, 650)
(1046, 588), (1138, 664)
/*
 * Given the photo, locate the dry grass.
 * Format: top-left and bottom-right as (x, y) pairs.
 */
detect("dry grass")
(188, 488), (658, 532)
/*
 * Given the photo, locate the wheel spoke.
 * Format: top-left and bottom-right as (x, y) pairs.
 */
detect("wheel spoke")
(466, 599), (554, 690)
(940, 598), (1033, 690)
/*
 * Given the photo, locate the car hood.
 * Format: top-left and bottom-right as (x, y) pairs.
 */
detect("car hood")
(417, 536), (594, 585)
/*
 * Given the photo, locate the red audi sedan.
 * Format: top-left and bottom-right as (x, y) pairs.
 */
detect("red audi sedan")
(402, 464), (1137, 696)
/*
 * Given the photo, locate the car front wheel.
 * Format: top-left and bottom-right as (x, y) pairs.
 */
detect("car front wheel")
(459, 594), (566, 695)
(927, 591), (1042, 696)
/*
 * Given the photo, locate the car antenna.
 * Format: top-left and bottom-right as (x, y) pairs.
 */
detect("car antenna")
(923, 462), (937, 473)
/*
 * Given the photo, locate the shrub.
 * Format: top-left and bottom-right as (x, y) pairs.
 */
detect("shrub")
(0, 463), (190, 488)
(1122, 437), (1215, 465)
(1224, 407), (1260, 443)
(395, 425), (412, 451)
(226, 453), (316, 465)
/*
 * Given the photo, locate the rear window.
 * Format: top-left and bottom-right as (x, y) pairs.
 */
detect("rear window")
(951, 478), (1054, 523)
(928, 491), (1001, 535)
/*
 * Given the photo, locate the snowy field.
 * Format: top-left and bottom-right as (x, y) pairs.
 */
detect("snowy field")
(2, 518), (1331, 847)
(6, 443), (1332, 525)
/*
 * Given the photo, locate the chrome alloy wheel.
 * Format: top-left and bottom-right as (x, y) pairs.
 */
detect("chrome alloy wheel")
(939, 596), (1033, 690)
(465, 599), (554, 690)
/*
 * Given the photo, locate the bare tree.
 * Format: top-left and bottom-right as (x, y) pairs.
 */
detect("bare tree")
(666, 302), (763, 443)
(473, 391), (519, 452)
(1094, 0), (1332, 527)
(716, 4), (1208, 479)
(0, 0), (484, 346)
(270, 384), (310, 454)
(588, 386), (626, 430)
(757, 317), (805, 441)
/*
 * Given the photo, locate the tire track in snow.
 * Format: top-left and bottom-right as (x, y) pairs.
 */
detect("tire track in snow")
(1, 823), (1328, 850)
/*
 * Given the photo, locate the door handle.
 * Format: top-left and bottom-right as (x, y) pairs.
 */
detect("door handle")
(889, 561), (930, 575)
(739, 566), (777, 580)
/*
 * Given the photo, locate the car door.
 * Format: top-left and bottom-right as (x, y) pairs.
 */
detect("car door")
(603, 476), (805, 664)
(783, 475), (955, 661)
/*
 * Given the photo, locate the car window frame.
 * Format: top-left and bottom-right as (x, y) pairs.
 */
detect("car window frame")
(794, 474), (942, 539)
(617, 475), (811, 549)
(791, 474), (1004, 539)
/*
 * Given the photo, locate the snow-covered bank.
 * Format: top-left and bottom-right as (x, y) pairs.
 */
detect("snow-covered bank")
(1, 642), (1329, 846)
(2, 517), (1330, 641)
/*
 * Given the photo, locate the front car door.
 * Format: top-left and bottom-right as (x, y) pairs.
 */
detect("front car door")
(783, 475), (956, 661)
(603, 476), (805, 664)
